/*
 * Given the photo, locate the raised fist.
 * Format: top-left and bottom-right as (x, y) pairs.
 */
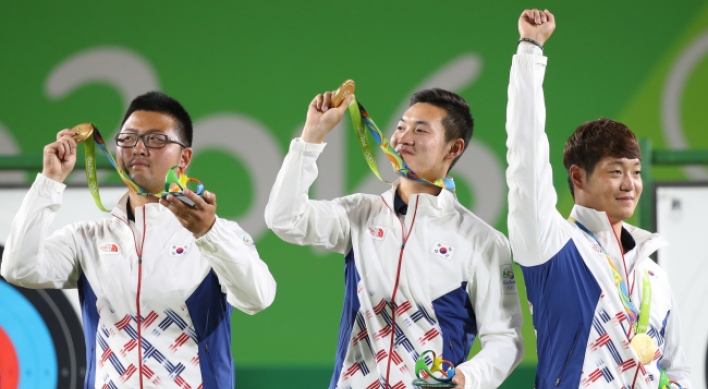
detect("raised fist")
(519, 9), (556, 47)
(42, 129), (78, 183)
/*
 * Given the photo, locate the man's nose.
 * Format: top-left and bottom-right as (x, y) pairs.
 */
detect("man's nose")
(396, 128), (414, 146)
(132, 135), (149, 154)
(620, 173), (635, 191)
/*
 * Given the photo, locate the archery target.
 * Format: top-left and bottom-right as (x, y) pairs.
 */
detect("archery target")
(0, 274), (85, 389)
(0, 185), (125, 389)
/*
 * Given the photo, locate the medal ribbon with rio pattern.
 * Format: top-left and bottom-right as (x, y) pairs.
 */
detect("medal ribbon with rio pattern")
(76, 123), (199, 212)
(347, 98), (456, 192)
(569, 217), (639, 328)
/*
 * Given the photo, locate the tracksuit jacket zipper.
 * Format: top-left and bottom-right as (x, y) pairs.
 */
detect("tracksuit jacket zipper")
(113, 206), (147, 389)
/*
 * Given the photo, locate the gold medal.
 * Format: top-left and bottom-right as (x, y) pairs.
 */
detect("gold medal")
(332, 79), (355, 108)
(630, 333), (656, 364)
(72, 122), (96, 143)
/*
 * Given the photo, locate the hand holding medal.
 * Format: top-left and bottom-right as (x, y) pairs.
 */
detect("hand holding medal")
(162, 166), (205, 207)
(331, 79), (355, 108)
(412, 350), (456, 388)
(159, 167), (215, 238)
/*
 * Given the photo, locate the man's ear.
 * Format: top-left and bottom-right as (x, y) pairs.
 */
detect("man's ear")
(180, 147), (193, 170)
(569, 164), (586, 192)
(445, 139), (465, 161)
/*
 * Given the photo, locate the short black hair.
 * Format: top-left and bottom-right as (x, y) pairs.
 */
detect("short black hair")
(121, 91), (193, 146)
(409, 88), (473, 171)
(563, 118), (641, 198)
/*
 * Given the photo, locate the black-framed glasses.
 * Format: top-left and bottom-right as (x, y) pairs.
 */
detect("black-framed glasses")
(115, 133), (187, 149)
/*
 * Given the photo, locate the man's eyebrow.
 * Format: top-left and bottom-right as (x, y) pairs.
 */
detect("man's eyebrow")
(399, 118), (430, 126)
(120, 128), (167, 133)
(606, 160), (642, 167)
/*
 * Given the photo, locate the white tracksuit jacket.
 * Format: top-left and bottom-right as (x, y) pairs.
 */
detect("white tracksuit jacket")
(1, 174), (277, 389)
(506, 44), (691, 388)
(265, 138), (524, 389)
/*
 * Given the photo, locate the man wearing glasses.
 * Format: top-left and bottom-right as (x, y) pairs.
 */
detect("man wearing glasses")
(1, 91), (276, 389)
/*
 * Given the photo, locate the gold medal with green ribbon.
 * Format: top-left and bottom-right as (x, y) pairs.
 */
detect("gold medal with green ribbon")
(569, 217), (657, 365)
(630, 270), (656, 365)
(333, 80), (456, 191)
(71, 123), (205, 211)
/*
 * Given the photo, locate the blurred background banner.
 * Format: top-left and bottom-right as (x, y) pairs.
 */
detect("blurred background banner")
(1, 1), (708, 388)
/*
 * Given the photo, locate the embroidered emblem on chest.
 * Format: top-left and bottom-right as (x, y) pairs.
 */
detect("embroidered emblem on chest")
(430, 241), (455, 260)
(99, 242), (120, 255)
(170, 243), (191, 256)
(367, 226), (386, 240)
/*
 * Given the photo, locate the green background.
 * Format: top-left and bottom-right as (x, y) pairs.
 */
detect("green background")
(2, 1), (708, 387)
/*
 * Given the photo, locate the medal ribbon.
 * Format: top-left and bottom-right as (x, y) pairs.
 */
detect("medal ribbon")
(659, 369), (683, 389)
(83, 128), (154, 212)
(347, 98), (455, 191)
(81, 126), (202, 212)
(635, 270), (652, 335)
(569, 218), (639, 328)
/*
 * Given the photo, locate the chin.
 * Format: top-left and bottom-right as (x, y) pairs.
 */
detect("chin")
(614, 210), (636, 223)
(130, 176), (153, 190)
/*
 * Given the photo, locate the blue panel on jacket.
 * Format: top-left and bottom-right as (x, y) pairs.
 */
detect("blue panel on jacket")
(432, 282), (477, 365)
(78, 274), (99, 389)
(330, 249), (362, 389)
(521, 240), (601, 388)
(185, 270), (234, 389)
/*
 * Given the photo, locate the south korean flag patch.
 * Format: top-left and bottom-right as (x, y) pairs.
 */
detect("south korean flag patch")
(431, 241), (455, 260)
(170, 243), (191, 256)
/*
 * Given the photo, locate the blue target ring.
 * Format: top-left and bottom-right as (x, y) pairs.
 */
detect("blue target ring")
(0, 281), (57, 389)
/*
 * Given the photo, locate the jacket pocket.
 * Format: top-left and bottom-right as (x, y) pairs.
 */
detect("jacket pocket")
(555, 325), (582, 386)
(200, 342), (221, 389)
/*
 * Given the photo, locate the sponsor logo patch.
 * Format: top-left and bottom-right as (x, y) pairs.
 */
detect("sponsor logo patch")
(367, 226), (385, 240)
(99, 242), (119, 254)
(430, 241), (455, 260)
(591, 243), (604, 254)
(501, 264), (517, 294)
(243, 234), (256, 247)
(170, 243), (191, 256)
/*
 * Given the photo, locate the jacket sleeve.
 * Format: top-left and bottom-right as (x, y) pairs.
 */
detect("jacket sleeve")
(264, 137), (352, 254)
(195, 217), (276, 315)
(505, 44), (571, 267)
(0, 174), (81, 289)
(456, 235), (524, 389)
(660, 294), (692, 387)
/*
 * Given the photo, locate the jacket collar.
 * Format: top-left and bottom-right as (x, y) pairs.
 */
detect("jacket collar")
(569, 204), (613, 234)
(110, 192), (177, 224)
(380, 179), (456, 215)
(569, 204), (668, 261)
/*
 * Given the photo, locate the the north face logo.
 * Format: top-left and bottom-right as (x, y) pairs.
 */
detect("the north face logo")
(592, 243), (604, 254)
(99, 243), (119, 254)
(367, 226), (385, 240)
